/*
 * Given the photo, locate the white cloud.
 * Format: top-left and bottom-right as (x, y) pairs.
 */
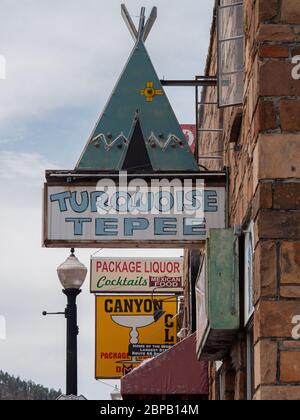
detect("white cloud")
(0, 0), (214, 125)
(0, 151), (55, 180)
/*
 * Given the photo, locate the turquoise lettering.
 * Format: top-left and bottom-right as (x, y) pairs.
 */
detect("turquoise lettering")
(95, 218), (118, 236)
(50, 192), (71, 212)
(154, 218), (177, 236)
(65, 218), (92, 235)
(124, 218), (149, 236)
(69, 191), (89, 213)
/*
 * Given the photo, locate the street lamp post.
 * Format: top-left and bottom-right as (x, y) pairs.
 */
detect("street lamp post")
(57, 249), (87, 396)
(44, 249), (87, 397)
(63, 288), (81, 397)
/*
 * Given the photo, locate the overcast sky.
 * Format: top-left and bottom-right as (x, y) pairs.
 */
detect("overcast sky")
(0, 0), (214, 400)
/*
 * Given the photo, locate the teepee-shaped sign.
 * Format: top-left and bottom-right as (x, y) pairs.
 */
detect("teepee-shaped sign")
(76, 4), (199, 173)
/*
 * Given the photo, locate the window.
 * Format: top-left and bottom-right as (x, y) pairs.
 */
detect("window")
(217, 0), (244, 107)
(196, 257), (208, 346)
(189, 250), (201, 332)
(244, 221), (254, 325)
(216, 362), (223, 400)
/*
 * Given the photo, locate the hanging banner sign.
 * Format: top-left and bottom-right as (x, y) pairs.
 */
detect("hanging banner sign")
(43, 174), (226, 248)
(90, 257), (184, 294)
(95, 295), (177, 379)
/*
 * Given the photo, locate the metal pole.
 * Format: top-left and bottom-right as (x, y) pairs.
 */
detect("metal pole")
(63, 288), (81, 396)
(160, 78), (217, 87)
(195, 77), (199, 162)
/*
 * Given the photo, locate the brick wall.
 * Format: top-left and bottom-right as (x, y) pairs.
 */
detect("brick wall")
(199, 0), (300, 400)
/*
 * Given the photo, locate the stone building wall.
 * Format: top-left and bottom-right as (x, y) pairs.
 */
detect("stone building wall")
(198, 0), (300, 400)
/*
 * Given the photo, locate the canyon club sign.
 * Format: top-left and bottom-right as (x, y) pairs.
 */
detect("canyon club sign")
(90, 257), (184, 294)
(95, 295), (177, 379)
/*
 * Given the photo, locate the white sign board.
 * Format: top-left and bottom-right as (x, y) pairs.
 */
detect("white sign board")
(43, 177), (226, 248)
(90, 257), (184, 293)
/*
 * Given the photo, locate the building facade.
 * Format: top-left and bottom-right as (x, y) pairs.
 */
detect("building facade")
(183, 0), (300, 401)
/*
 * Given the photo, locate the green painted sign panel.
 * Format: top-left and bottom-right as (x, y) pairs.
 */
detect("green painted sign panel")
(196, 228), (240, 361)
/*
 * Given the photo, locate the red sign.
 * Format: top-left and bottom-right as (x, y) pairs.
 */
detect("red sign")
(181, 124), (196, 154)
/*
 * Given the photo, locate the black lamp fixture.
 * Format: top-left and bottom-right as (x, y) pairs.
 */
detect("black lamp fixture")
(43, 249), (87, 396)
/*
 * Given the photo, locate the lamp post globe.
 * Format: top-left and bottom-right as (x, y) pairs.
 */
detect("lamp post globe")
(57, 249), (87, 397)
(57, 248), (87, 290)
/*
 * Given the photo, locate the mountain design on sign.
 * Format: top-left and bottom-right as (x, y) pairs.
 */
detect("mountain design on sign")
(76, 5), (199, 173)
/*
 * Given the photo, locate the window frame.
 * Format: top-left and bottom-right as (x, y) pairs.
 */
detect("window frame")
(217, 0), (244, 108)
(244, 221), (255, 326)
